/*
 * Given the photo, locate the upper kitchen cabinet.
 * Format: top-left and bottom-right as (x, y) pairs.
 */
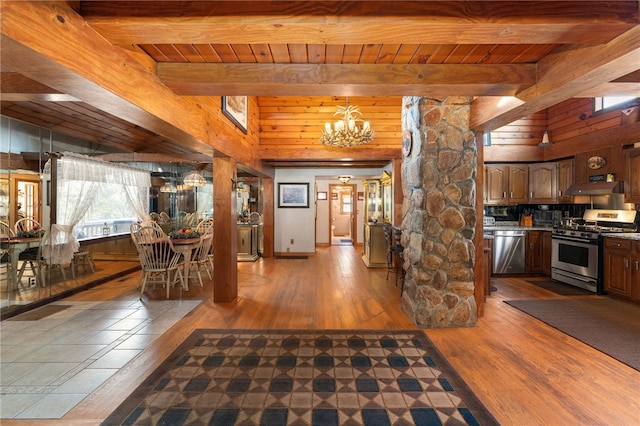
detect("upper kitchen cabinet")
(557, 158), (574, 203)
(624, 147), (640, 203)
(529, 162), (558, 204)
(485, 164), (528, 205)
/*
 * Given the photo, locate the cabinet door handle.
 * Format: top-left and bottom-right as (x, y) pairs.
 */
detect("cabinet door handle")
(558, 190), (562, 197)
(636, 261), (639, 271)
(624, 259), (629, 268)
(614, 243), (621, 247)
(510, 191), (513, 198)
(530, 191), (533, 198)
(503, 191), (506, 198)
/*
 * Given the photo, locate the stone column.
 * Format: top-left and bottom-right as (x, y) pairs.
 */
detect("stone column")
(400, 96), (478, 328)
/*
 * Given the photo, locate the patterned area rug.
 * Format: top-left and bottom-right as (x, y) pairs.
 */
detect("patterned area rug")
(103, 329), (497, 425)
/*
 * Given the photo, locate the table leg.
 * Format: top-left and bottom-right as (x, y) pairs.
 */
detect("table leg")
(181, 249), (192, 291)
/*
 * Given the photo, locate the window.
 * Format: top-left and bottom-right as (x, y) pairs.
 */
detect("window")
(73, 183), (139, 239)
(340, 193), (352, 214)
(593, 96), (637, 113)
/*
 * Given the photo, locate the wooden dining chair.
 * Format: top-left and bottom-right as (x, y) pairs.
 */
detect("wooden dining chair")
(14, 217), (40, 235)
(0, 221), (15, 286)
(196, 218), (214, 276)
(187, 224), (214, 287)
(131, 225), (184, 299)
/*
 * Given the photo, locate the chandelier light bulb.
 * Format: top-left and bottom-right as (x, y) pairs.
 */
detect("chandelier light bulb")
(320, 101), (375, 147)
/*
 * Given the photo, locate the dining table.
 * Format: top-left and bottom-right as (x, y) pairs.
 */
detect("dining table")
(170, 237), (201, 290)
(1, 236), (41, 290)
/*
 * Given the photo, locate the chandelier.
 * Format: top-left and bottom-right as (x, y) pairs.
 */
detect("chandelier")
(338, 175), (351, 184)
(159, 181), (177, 193)
(320, 99), (375, 147)
(183, 170), (206, 187)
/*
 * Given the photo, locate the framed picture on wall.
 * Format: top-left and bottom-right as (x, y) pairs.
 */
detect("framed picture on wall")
(278, 183), (309, 208)
(317, 191), (328, 200)
(357, 192), (364, 201)
(222, 96), (248, 134)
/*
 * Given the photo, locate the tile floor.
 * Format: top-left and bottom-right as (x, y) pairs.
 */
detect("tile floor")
(0, 299), (201, 419)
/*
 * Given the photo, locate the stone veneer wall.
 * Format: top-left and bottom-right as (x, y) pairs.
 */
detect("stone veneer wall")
(400, 96), (478, 328)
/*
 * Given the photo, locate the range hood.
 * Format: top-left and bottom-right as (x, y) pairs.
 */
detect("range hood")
(566, 181), (624, 195)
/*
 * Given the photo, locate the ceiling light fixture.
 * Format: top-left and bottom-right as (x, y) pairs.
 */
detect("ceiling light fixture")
(159, 181), (177, 193)
(183, 170), (206, 187)
(538, 130), (552, 147)
(321, 98), (375, 147)
(338, 175), (351, 184)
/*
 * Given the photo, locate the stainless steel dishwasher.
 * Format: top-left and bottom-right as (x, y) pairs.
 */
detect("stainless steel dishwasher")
(492, 230), (526, 274)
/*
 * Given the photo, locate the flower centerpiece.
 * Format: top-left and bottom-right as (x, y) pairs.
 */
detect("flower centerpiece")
(169, 227), (200, 239)
(17, 225), (45, 238)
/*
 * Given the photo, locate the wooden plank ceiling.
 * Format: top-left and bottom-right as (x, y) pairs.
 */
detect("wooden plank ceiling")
(1, 1), (639, 167)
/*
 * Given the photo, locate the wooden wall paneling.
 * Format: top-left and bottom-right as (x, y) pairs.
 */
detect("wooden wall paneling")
(258, 96), (403, 155)
(489, 111), (547, 146)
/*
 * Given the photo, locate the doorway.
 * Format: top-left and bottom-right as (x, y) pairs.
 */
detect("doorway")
(329, 184), (356, 246)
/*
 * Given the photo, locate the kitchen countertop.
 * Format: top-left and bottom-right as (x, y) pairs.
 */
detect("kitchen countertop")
(484, 225), (554, 232)
(602, 233), (640, 241)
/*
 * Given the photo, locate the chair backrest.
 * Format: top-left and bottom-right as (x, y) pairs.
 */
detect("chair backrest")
(195, 218), (213, 233)
(393, 227), (403, 251)
(1, 221), (14, 238)
(132, 226), (181, 271)
(192, 224), (214, 263)
(159, 212), (171, 224)
(382, 224), (393, 250)
(130, 222), (143, 235)
(14, 217), (40, 234)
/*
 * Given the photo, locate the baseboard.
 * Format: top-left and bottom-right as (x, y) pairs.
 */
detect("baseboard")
(274, 251), (315, 257)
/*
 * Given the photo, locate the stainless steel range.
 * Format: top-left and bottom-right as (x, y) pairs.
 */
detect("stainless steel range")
(551, 209), (639, 294)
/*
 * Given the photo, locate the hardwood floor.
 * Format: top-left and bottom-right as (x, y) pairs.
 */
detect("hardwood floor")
(2, 244), (639, 425)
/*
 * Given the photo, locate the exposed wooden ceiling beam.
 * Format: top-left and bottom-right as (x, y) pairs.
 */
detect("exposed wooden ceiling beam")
(159, 63), (536, 97)
(471, 24), (640, 131)
(0, 1), (272, 175)
(1, 72), (81, 101)
(81, 1), (638, 45)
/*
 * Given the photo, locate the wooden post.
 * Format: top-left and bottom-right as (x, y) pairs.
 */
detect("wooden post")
(213, 156), (237, 302)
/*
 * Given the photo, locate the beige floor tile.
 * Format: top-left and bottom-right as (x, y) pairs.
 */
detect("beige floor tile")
(19, 344), (106, 363)
(115, 333), (160, 350)
(52, 368), (117, 394)
(15, 393), (87, 419)
(89, 349), (142, 369)
(10, 362), (79, 386)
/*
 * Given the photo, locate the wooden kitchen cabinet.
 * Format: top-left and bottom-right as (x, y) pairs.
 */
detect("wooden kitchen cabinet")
(526, 230), (543, 274)
(483, 237), (492, 296)
(624, 148), (640, 203)
(603, 237), (639, 301)
(529, 162), (558, 204)
(485, 164), (528, 205)
(557, 158), (574, 203)
(541, 231), (552, 276)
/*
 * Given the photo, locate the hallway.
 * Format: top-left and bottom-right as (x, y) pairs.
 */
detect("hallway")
(1, 245), (639, 425)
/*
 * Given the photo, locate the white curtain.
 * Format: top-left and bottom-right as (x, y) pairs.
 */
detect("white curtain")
(44, 152), (151, 265)
(195, 184), (213, 222)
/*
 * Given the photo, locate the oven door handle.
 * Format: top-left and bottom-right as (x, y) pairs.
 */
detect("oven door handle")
(552, 235), (598, 244)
